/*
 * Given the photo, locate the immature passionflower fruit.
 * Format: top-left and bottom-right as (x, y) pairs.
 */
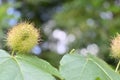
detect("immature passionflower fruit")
(7, 22), (39, 53)
(111, 33), (120, 59)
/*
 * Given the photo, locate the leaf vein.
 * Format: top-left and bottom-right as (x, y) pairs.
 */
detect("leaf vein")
(89, 59), (113, 80)
(13, 58), (24, 80)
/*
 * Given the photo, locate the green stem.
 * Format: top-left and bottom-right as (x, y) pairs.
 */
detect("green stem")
(11, 50), (15, 56)
(115, 60), (120, 72)
(69, 49), (75, 54)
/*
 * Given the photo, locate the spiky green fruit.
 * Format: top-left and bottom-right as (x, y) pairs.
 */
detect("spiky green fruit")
(111, 33), (120, 59)
(7, 22), (39, 53)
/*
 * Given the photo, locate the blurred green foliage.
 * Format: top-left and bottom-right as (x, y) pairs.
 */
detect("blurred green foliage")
(54, 0), (120, 61)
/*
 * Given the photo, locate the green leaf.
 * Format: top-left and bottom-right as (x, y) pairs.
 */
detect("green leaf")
(0, 49), (62, 80)
(60, 54), (120, 80)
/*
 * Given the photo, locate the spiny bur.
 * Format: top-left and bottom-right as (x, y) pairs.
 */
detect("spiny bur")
(7, 22), (39, 53)
(111, 33), (120, 59)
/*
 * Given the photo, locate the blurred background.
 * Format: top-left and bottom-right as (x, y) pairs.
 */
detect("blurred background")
(0, 0), (120, 68)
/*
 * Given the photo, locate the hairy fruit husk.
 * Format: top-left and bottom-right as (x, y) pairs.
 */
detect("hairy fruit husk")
(7, 22), (39, 53)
